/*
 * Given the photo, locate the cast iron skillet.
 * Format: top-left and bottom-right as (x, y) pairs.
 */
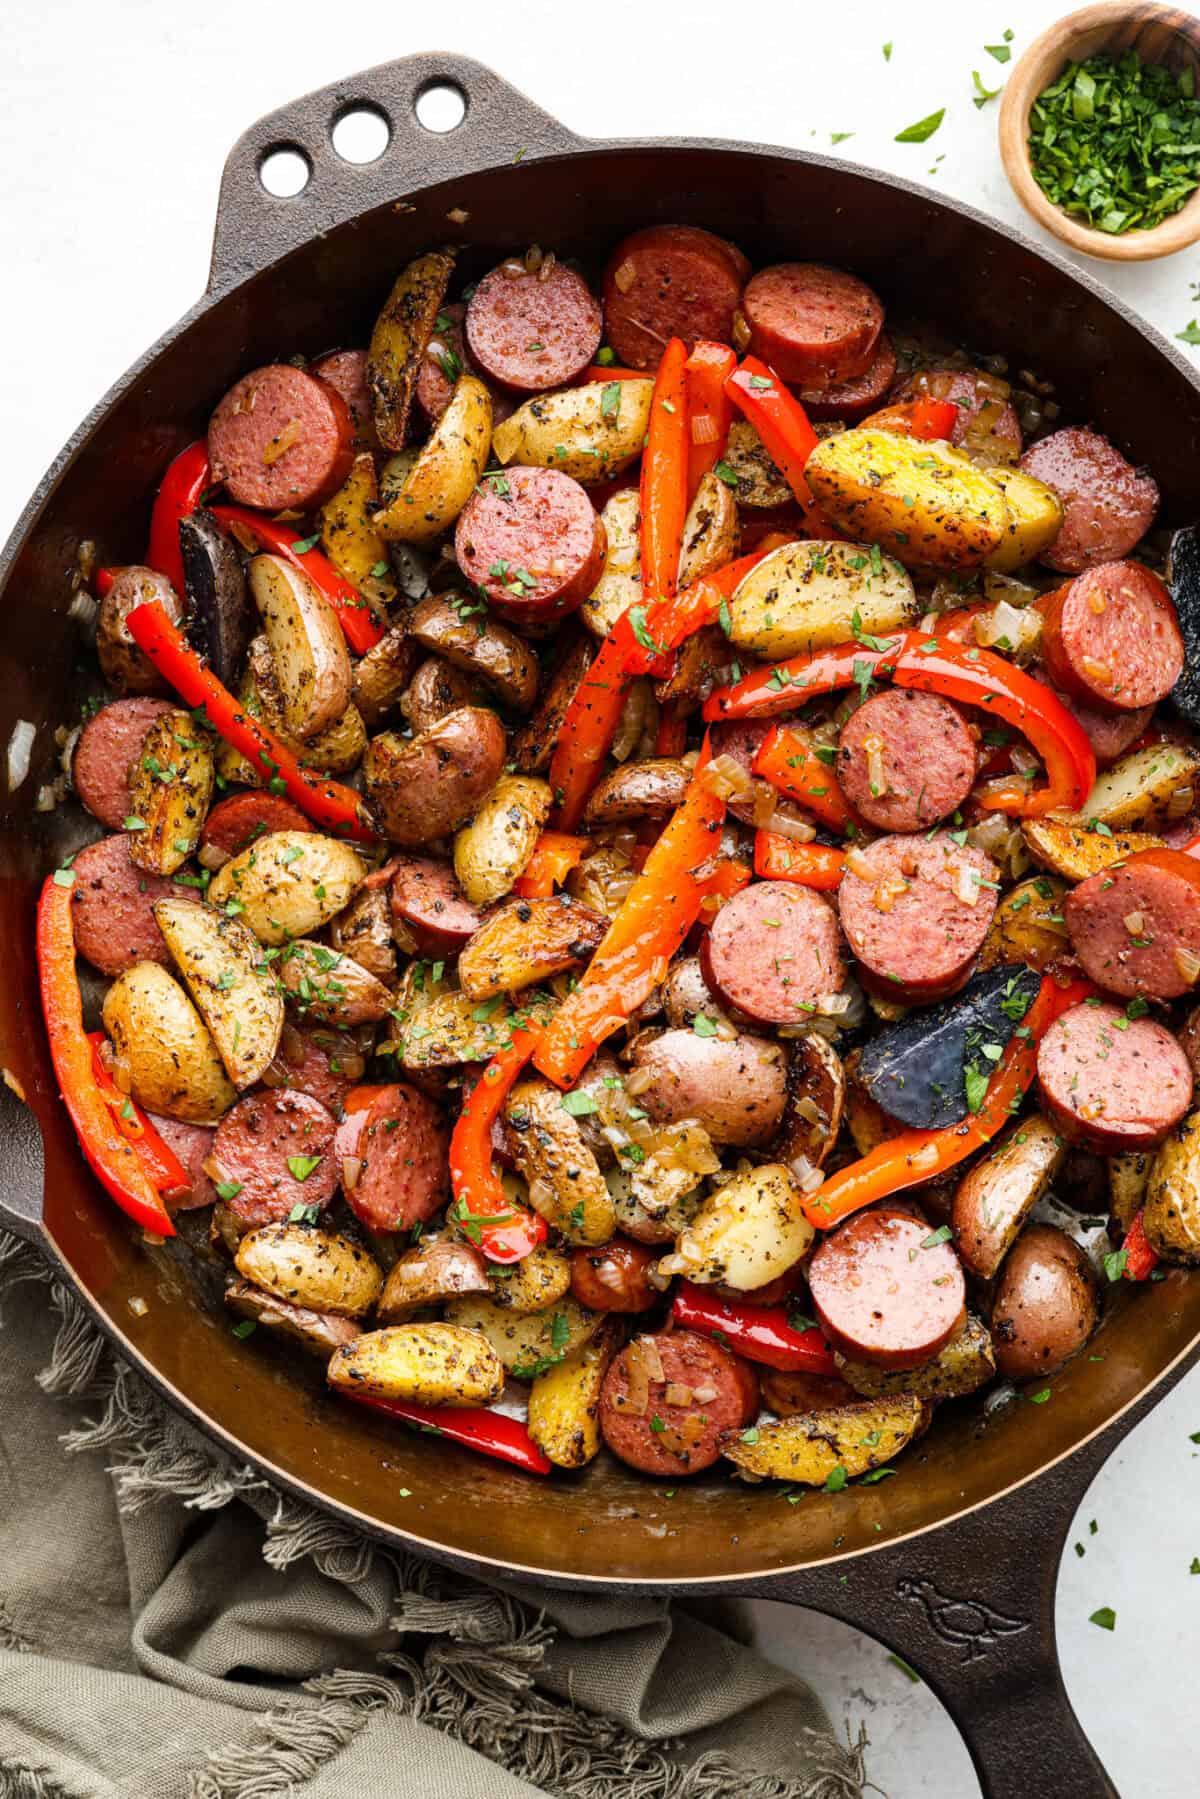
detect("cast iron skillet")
(1, 51), (1197, 1799)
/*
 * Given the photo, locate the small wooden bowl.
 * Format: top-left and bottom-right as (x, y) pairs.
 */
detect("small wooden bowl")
(999, 2), (1200, 260)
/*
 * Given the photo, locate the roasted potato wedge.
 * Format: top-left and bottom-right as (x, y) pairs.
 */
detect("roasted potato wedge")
(720, 418), (791, 508)
(222, 641), (368, 781)
(329, 883), (397, 987)
(1108, 1150), (1151, 1233)
(492, 378), (653, 484)
(96, 565), (183, 694)
(443, 1294), (600, 1377)
(457, 895), (606, 1002)
(373, 375), (492, 544)
(511, 634), (592, 773)
(1144, 1108), (1200, 1262)
(319, 451), (397, 611)
(248, 554), (352, 742)
(377, 1234), (490, 1322)
(125, 708), (214, 875)
(1022, 817), (1162, 881)
(836, 1313), (996, 1400)
(485, 1241), (572, 1314)
(208, 831), (365, 947)
(726, 539), (918, 660)
(225, 1277), (361, 1357)
(806, 429), (1010, 570)
(235, 1223), (382, 1317)
(679, 470), (739, 585)
(722, 1394), (928, 1484)
(583, 487), (642, 636)
(367, 249), (455, 450)
(979, 874), (1071, 971)
(1076, 741), (1200, 832)
(152, 897), (283, 1089)
(660, 1163), (813, 1291)
(101, 961), (235, 1124)
(328, 1321), (504, 1405)
(278, 939), (394, 1026)
(504, 1079), (615, 1244)
(843, 1048), (903, 1156)
(983, 467), (1064, 573)
(953, 1114), (1066, 1279)
(773, 1034), (847, 1170)
(352, 624), (420, 731)
(453, 774), (553, 907)
(398, 988), (555, 1070)
(527, 1317), (624, 1468)
(607, 1162), (704, 1244)
(409, 593), (539, 712)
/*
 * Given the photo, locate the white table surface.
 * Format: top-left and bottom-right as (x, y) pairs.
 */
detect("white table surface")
(3, 2), (1199, 1793)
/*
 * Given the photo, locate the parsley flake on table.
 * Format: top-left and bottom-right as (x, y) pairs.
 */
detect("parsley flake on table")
(895, 109), (945, 144)
(1089, 1606), (1116, 1631)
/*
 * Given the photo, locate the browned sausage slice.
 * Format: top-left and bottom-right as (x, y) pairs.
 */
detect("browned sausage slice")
(390, 855), (482, 958)
(807, 1207), (966, 1370)
(146, 1114), (218, 1210)
(838, 833), (999, 1001)
(602, 225), (750, 370)
(1054, 685), (1153, 768)
(310, 349), (377, 448)
(569, 1239), (658, 1313)
(200, 791), (311, 864)
(701, 882), (845, 1025)
(454, 468), (606, 628)
(211, 1090), (339, 1228)
(208, 364), (354, 511)
(1039, 562), (1183, 711)
(1019, 426), (1159, 572)
(1066, 848), (1200, 1001)
(836, 689), (976, 831)
(73, 698), (175, 829)
(466, 260), (602, 392)
(599, 1329), (758, 1475)
(795, 335), (897, 423)
(741, 264), (885, 387)
(415, 302), (471, 423)
(628, 1028), (789, 1146)
(344, 1082), (449, 1233)
(70, 834), (177, 975)
(1037, 999), (1192, 1151)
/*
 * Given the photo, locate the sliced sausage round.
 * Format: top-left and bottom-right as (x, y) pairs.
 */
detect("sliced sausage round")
(415, 302), (471, 423)
(795, 335), (897, 423)
(200, 791), (310, 864)
(454, 468), (606, 628)
(363, 707), (507, 846)
(466, 260), (602, 392)
(583, 757), (691, 828)
(701, 882), (845, 1025)
(629, 1027), (789, 1147)
(208, 364), (354, 512)
(838, 832), (1000, 1001)
(1056, 686), (1154, 768)
(73, 697), (174, 829)
(1039, 562), (1183, 712)
(836, 688), (977, 831)
(1018, 426), (1159, 573)
(570, 1239), (658, 1313)
(741, 263), (885, 387)
(211, 1090), (339, 1228)
(310, 349), (377, 448)
(895, 368), (1022, 464)
(97, 567), (184, 695)
(602, 225), (750, 370)
(1066, 848), (1200, 1001)
(1037, 1000), (1193, 1151)
(70, 833), (177, 975)
(274, 1022), (359, 1115)
(390, 854), (482, 957)
(807, 1207), (966, 1370)
(345, 1082), (449, 1234)
(599, 1329), (758, 1476)
(146, 1114), (218, 1211)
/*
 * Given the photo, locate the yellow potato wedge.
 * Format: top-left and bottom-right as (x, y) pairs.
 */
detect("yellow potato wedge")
(659, 1163), (813, 1291)
(722, 1394), (928, 1484)
(443, 1294), (600, 1377)
(1021, 817), (1162, 881)
(457, 895), (605, 1002)
(398, 987), (555, 1070)
(1077, 742), (1200, 832)
(235, 1223), (383, 1317)
(485, 1241), (572, 1314)
(492, 378), (653, 484)
(152, 896), (283, 1089)
(1109, 1150), (1152, 1232)
(679, 469), (739, 585)
(320, 451), (397, 610)
(208, 831), (365, 947)
(504, 1079), (615, 1245)
(352, 625), (419, 731)
(836, 1314), (995, 1400)
(125, 708), (214, 876)
(248, 554), (352, 742)
(806, 429), (1010, 570)
(328, 1321), (503, 1405)
(720, 418), (791, 508)
(225, 1278), (361, 1357)
(453, 774), (553, 907)
(367, 249), (455, 450)
(528, 1317), (624, 1468)
(1144, 1109), (1200, 1263)
(583, 487), (642, 637)
(101, 961), (235, 1124)
(726, 539), (918, 660)
(373, 375), (492, 544)
(979, 874), (1071, 971)
(983, 467), (1064, 573)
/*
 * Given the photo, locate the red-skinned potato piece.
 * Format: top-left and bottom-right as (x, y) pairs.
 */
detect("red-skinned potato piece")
(569, 1239), (658, 1313)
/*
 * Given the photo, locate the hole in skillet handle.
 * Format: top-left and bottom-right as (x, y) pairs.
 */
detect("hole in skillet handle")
(331, 104), (392, 165)
(257, 145), (312, 198)
(414, 80), (468, 134)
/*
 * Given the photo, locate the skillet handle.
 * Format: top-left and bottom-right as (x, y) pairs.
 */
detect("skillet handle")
(208, 53), (584, 293)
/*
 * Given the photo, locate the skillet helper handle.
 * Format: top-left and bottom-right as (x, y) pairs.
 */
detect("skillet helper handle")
(208, 53), (583, 293)
(0, 866), (50, 1244)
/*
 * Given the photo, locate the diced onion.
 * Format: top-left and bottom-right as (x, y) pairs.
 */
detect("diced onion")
(613, 259), (637, 295)
(699, 753), (754, 801)
(863, 734), (887, 797)
(260, 1057), (290, 1089)
(202, 1155), (230, 1185)
(873, 874), (909, 913)
(198, 841), (230, 872)
(763, 807), (816, 843)
(128, 1296), (149, 1317)
(1123, 910), (1146, 936)
(794, 1095), (822, 1125)
(537, 250), (557, 283)
(974, 599), (1042, 660)
(690, 413), (721, 445)
(664, 1382), (694, 1407)
(657, 1414), (705, 1458)
(523, 244), (544, 273)
(625, 1065), (655, 1098)
(340, 1155), (363, 1192)
(953, 863), (980, 906)
(67, 589), (98, 629)
(1168, 785), (1195, 822)
(636, 1335), (665, 1383)
(816, 990), (852, 1017)
(446, 207), (470, 225)
(732, 310), (752, 353)
(6, 720), (35, 793)
(691, 1383), (719, 1404)
(909, 1142), (942, 1172)
(844, 846), (875, 881)
(1087, 591), (1107, 616)
(261, 418), (302, 466)
(623, 1341), (652, 1415)
(1080, 656), (1113, 687)
(1175, 946), (1200, 986)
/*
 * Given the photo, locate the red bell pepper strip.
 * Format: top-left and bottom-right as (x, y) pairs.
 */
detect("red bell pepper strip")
(753, 723), (854, 835)
(703, 632), (1096, 820)
(36, 873), (176, 1237)
(800, 974), (1094, 1230)
(1122, 1209), (1160, 1281)
(344, 1391), (552, 1475)
(754, 832), (846, 890)
(685, 340), (737, 500)
(449, 1023), (549, 1264)
(512, 831), (589, 899)
(583, 363), (648, 382)
(210, 505), (384, 655)
(725, 359), (831, 537)
(124, 599), (377, 842)
(147, 441), (212, 597)
(672, 1282), (838, 1374)
(618, 549), (775, 678)
(536, 741), (726, 1087)
(548, 632), (632, 831)
(639, 337), (690, 611)
(87, 1033), (190, 1200)
(697, 856), (753, 924)
(94, 567), (117, 599)
(861, 397), (961, 442)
